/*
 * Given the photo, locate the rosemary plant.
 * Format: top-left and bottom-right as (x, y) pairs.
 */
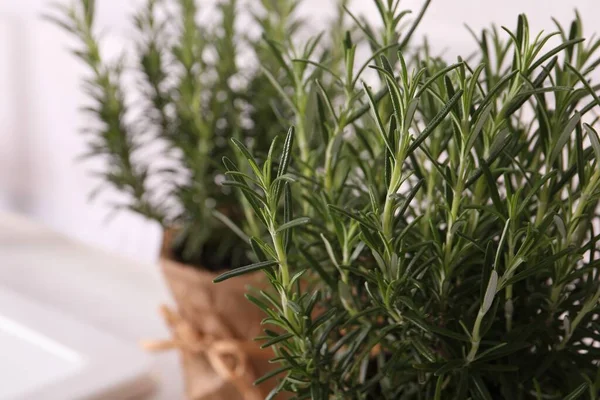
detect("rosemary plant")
(46, 0), (313, 269)
(217, 2), (600, 398)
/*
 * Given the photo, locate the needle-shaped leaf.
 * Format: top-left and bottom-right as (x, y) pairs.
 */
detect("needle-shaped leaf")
(328, 205), (379, 231)
(481, 242), (494, 300)
(249, 237), (269, 262)
(263, 136), (279, 185)
(363, 82), (395, 156)
(282, 182), (292, 251)
(474, 70), (518, 120)
(231, 138), (263, 181)
(321, 233), (340, 269)
(465, 63), (486, 107)
(398, 0), (432, 49)
(495, 219), (511, 269)
(584, 124), (600, 162)
(352, 43), (400, 87)
(274, 127), (295, 203)
(407, 89), (464, 155)
(516, 171), (557, 216)
(466, 129), (512, 187)
(471, 374), (494, 400)
(263, 37), (295, 81)
(549, 111), (581, 165)
(412, 336), (436, 363)
(504, 86), (572, 118)
(395, 179), (425, 217)
(434, 360), (464, 376)
(378, 56), (404, 123)
(260, 332), (294, 349)
(466, 104), (491, 154)
(315, 80), (339, 124)
(554, 215), (567, 239)
(254, 365), (293, 386)
(405, 97), (420, 127)
(482, 270), (498, 314)
(347, 87), (387, 124)
(221, 180), (267, 205)
(434, 375), (444, 400)
(563, 383), (588, 400)
(298, 247), (335, 290)
(276, 217), (311, 233)
(223, 157), (267, 226)
(292, 59), (343, 84)
(566, 62), (600, 115)
(415, 62), (464, 98)
(527, 38), (584, 74)
(502, 57), (557, 118)
(212, 209), (249, 243)
(342, 5), (378, 47)
(575, 123), (586, 186)
(479, 157), (506, 217)
(261, 66), (297, 112)
(213, 260), (279, 283)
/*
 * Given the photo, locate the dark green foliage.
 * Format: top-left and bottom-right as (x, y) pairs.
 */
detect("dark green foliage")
(224, 3), (600, 399)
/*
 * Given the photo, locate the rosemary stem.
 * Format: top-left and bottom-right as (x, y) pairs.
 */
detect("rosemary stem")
(383, 162), (403, 241)
(443, 159), (466, 285)
(273, 231), (292, 322)
(467, 310), (485, 363)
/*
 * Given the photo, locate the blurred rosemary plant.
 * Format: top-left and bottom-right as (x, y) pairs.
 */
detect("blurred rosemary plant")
(47, 0), (313, 269)
(217, 2), (600, 398)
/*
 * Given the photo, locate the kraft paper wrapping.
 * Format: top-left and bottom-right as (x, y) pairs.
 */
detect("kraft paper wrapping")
(157, 230), (276, 400)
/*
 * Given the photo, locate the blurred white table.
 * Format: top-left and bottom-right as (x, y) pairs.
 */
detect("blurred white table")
(0, 212), (184, 399)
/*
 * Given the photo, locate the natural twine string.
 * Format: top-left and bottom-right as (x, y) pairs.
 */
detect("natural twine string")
(141, 305), (265, 400)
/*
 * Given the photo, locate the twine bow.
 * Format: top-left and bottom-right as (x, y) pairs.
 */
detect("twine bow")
(141, 305), (266, 400)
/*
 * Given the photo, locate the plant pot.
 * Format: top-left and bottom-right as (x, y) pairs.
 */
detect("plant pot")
(158, 228), (274, 400)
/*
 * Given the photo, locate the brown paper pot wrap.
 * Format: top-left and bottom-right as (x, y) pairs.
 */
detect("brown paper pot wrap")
(159, 230), (275, 400)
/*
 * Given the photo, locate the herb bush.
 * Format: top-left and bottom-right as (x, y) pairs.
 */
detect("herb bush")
(217, 2), (600, 398)
(46, 0), (317, 269)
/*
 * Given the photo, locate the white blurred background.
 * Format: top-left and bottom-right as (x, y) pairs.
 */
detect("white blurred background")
(1, 0), (598, 263)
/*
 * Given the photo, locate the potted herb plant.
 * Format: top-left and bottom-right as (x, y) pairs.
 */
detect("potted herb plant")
(45, 0), (306, 398)
(46, 0), (433, 398)
(220, 4), (600, 398)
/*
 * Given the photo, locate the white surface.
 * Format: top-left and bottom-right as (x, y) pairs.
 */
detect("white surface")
(0, 287), (153, 400)
(0, 314), (81, 399)
(0, 213), (184, 399)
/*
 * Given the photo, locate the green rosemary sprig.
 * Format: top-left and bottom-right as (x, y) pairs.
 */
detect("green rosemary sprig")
(45, 0), (165, 222)
(223, 4), (600, 399)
